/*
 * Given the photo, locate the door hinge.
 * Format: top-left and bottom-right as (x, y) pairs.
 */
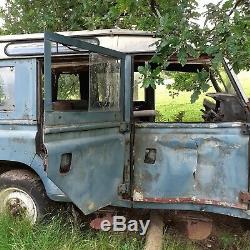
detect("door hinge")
(241, 124), (250, 135)
(119, 122), (129, 133)
(118, 183), (129, 195)
(239, 191), (250, 204)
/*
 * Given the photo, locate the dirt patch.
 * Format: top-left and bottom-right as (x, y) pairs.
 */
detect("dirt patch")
(165, 213), (250, 250)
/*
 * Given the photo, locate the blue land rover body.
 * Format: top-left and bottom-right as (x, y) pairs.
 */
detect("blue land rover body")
(0, 30), (249, 222)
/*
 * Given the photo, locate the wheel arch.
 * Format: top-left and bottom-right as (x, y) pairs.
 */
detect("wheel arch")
(0, 159), (69, 202)
(0, 160), (37, 176)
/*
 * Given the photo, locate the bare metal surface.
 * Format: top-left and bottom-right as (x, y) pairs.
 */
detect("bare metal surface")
(141, 197), (246, 209)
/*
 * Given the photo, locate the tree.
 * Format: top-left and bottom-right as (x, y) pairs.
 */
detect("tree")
(0, 0), (249, 101)
(0, 0), (120, 33)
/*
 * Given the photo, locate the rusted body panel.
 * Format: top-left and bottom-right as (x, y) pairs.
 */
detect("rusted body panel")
(45, 127), (127, 214)
(133, 122), (249, 216)
(0, 58), (65, 201)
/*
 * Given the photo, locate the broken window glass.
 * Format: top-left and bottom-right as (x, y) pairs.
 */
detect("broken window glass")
(89, 53), (120, 111)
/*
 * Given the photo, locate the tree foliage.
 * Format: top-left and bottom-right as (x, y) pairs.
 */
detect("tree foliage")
(0, 0), (249, 101)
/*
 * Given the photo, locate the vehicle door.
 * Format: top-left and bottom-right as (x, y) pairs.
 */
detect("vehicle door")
(43, 32), (132, 214)
(133, 60), (250, 215)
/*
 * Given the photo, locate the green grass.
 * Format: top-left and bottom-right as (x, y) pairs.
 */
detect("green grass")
(0, 214), (250, 250)
(0, 214), (143, 250)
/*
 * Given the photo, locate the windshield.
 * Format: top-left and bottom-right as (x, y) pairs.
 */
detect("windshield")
(211, 64), (236, 95)
(223, 60), (249, 104)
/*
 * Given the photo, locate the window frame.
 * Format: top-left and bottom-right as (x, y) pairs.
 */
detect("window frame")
(0, 59), (37, 122)
(0, 66), (15, 112)
(43, 32), (131, 126)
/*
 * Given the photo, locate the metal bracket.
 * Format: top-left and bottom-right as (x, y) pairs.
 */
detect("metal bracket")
(241, 124), (250, 135)
(118, 183), (129, 195)
(239, 191), (250, 204)
(119, 122), (129, 133)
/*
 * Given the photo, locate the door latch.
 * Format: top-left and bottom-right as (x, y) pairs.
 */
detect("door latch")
(118, 183), (129, 195)
(119, 122), (129, 133)
(241, 124), (250, 135)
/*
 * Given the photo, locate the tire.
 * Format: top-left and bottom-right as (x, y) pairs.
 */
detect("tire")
(0, 169), (54, 223)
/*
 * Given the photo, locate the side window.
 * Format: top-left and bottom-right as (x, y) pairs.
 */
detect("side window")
(132, 61), (246, 123)
(0, 66), (15, 111)
(50, 54), (121, 112)
(50, 58), (89, 111)
(155, 71), (216, 123)
(89, 53), (120, 111)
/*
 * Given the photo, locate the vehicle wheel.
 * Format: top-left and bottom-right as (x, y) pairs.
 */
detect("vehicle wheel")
(0, 169), (53, 224)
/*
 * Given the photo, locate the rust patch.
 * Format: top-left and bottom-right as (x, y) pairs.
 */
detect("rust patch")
(90, 213), (113, 230)
(133, 190), (144, 201)
(239, 191), (250, 204)
(141, 197), (247, 209)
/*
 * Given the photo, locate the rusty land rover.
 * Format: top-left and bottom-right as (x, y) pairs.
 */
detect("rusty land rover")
(0, 30), (249, 227)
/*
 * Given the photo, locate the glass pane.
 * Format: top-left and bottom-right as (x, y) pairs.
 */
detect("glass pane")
(6, 38), (98, 56)
(215, 65), (236, 94)
(89, 53), (120, 111)
(0, 67), (15, 111)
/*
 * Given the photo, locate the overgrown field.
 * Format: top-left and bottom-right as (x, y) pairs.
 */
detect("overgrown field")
(0, 213), (250, 250)
(0, 72), (249, 250)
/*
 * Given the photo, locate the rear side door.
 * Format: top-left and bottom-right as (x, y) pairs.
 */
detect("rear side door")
(133, 60), (250, 215)
(43, 32), (132, 214)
